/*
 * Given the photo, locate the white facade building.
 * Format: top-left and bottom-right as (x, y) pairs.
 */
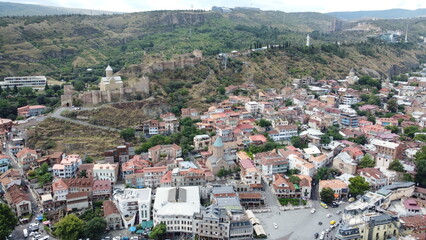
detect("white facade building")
(0, 76), (47, 89)
(244, 102), (260, 113)
(52, 154), (82, 178)
(341, 95), (359, 105)
(93, 163), (119, 183)
(113, 188), (152, 228)
(153, 186), (201, 235)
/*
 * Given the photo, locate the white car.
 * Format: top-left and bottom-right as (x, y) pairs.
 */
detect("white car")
(326, 213), (332, 218)
(319, 231), (325, 240)
(311, 208), (316, 214)
(273, 222), (278, 229)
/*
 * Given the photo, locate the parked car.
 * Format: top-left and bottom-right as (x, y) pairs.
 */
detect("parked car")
(348, 197), (355, 202)
(331, 202), (339, 208)
(23, 229), (28, 238)
(319, 231), (325, 240)
(320, 202), (328, 209)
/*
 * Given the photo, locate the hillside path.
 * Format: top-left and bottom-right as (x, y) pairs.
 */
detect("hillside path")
(50, 107), (120, 132)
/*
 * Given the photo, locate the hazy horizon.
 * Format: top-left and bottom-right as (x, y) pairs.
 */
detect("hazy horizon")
(1, 0), (426, 13)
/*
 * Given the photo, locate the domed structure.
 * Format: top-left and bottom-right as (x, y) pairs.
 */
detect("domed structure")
(205, 136), (236, 175)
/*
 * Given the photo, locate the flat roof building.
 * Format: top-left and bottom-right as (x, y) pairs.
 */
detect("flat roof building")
(0, 76), (46, 89)
(153, 186), (201, 235)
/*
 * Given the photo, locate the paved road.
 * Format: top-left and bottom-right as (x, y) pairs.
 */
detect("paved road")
(50, 107), (120, 132)
(255, 194), (347, 240)
(263, 181), (279, 212)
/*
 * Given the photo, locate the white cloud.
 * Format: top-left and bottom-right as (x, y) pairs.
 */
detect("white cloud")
(3, 0), (426, 12)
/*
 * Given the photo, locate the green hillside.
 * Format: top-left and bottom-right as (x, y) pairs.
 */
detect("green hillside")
(0, 9), (424, 94)
(0, 10), (334, 79)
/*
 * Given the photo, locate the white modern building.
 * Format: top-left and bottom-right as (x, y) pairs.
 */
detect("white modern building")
(153, 186), (201, 235)
(244, 101), (260, 113)
(0, 76), (47, 89)
(113, 188), (152, 228)
(341, 95), (359, 105)
(52, 154), (82, 178)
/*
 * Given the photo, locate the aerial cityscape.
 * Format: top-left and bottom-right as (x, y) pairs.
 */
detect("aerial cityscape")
(0, 1), (426, 240)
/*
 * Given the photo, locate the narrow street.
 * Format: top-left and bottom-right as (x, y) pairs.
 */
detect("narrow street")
(4, 133), (55, 240)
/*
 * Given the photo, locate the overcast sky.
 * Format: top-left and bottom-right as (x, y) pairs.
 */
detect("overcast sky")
(3, 0), (426, 13)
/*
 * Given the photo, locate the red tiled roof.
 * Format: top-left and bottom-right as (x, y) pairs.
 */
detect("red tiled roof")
(103, 200), (120, 216)
(66, 191), (89, 200)
(16, 147), (37, 159)
(238, 192), (263, 199)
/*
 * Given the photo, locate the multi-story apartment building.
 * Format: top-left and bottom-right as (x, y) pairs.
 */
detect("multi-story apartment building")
(272, 174), (300, 198)
(103, 200), (123, 230)
(104, 143), (135, 163)
(371, 139), (404, 163)
(124, 166), (168, 188)
(160, 162), (207, 187)
(357, 168), (388, 190)
(194, 205), (230, 239)
(53, 154), (82, 178)
(51, 177), (94, 202)
(376, 118), (398, 127)
(93, 163), (119, 183)
(244, 101), (260, 114)
(17, 105), (46, 117)
(160, 113), (180, 134)
(332, 151), (357, 175)
(268, 124), (298, 142)
(5, 185), (32, 217)
(140, 119), (159, 136)
(92, 179), (112, 200)
(148, 144), (182, 163)
(0, 76), (47, 89)
(0, 169), (21, 193)
(114, 188), (152, 228)
(319, 179), (349, 200)
(193, 134), (211, 151)
(16, 147), (38, 171)
(144, 166), (168, 187)
(121, 155), (151, 177)
(239, 158), (262, 190)
(215, 125), (235, 142)
(341, 95), (359, 105)
(260, 153), (288, 177)
(0, 154), (11, 173)
(181, 108), (201, 119)
(340, 113), (359, 128)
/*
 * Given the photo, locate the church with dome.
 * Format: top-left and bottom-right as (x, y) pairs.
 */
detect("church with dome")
(99, 65), (124, 91)
(205, 136), (237, 175)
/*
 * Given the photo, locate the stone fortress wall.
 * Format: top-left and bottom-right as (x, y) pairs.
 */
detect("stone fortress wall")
(61, 50), (203, 107)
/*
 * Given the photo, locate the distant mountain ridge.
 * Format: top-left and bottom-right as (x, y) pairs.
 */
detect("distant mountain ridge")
(327, 8), (426, 20)
(0, 1), (121, 16)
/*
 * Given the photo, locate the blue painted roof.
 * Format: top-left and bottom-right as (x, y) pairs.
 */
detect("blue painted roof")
(213, 137), (224, 148)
